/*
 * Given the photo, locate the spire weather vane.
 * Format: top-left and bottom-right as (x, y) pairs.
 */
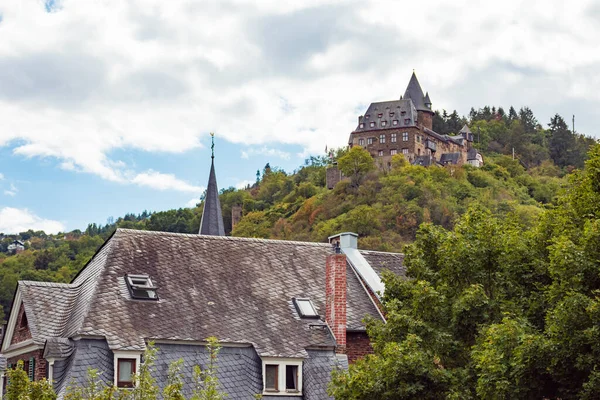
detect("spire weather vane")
(210, 132), (215, 159)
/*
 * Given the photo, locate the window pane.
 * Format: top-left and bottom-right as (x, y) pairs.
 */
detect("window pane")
(297, 300), (317, 317)
(286, 365), (298, 390)
(118, 360), (134, 384)
(265, 365), (278, 390)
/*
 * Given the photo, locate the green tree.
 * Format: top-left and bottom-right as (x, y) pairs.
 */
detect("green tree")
(337, 146), (375, 188)
(192, 337), (227, 400)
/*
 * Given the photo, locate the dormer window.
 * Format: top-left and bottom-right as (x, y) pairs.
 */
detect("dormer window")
(378, 113), (383, 118)
(389, 112), (394, 117)
(262, 358), (303, 396)
(392, 120), (398, 126)
(126, 274), (158, 300)
(293, 298), (319, 318)
(359, 123), (364, 129)
(369, 122), (375, 128)
(381, 121), (387, 127)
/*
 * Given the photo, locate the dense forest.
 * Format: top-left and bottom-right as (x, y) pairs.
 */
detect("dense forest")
(328, 144), (600, 399)
(0, 106), (595, 325)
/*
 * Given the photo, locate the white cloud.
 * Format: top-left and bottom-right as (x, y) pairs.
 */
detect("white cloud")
(131, 170), (205, 194)
(0, 0), (599, 189)
(0, 207), (65, 234)
(185, 198), (200, 208)
(0, 173), (4, 180)
(4, 183), (17, 197)
(241, 147), (291, 160)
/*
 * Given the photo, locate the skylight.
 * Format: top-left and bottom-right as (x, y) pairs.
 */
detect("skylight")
(126, 274), (158, 300)
(293, 298), (318, 318)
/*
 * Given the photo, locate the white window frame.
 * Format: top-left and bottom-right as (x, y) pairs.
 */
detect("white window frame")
(391, 133), (397, 142)
(391, 149), (397, 155)
(369, 122), (375, 128)
(358, 138), (364, 146)
(367, 137), (374, 145)
(378, 150), (384, 157)
(113, 351), (142, 388)
(402, 132), (409, 142)
(359, 123), (364, 129)
(261, 358), (303, 396)
(379, 134), (386, 143)
(402, 148), (409, 154)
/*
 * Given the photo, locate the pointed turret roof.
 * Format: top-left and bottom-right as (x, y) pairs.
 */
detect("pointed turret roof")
(199, 136), (225, 236)
(459, 124), (472, 134)
(424, 92), (432, 106)
(403, 72), (431, 113)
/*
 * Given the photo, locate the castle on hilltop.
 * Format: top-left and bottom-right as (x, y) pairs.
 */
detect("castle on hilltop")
(348, 72), (482, 169)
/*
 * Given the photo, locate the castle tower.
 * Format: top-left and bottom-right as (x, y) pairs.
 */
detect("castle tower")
(199, 133), (225, 236)
(403, 72), (434, 130)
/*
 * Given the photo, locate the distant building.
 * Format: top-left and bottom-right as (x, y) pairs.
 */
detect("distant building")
(7, 240), (24, 255)
(348, 72), (482, 168)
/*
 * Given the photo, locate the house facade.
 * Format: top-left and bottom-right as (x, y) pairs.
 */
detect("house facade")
(0, 146), (405, 399)
(0, 230), (403, 399)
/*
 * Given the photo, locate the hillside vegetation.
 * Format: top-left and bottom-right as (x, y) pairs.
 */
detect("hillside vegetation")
(0, 106), (594, 322)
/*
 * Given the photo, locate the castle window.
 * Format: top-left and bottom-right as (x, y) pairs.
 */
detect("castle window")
(381, 121), (387, 127)
(359, 123), (364, 129)
(378, 150), (384, 157)
(378, 113), (383, 118)
(367, 138), (374, 145)
(402, 148), (409, 154)
(370, 122), (375, 128)
(405, 118), (411, 125)
(391, 149), (398, 155)
(379, 134), (386, 143)
(391, 133), (397, 143)
(401, 110), (406, 115)
(402, 132), (409, 142)
(390, 112), (395, 117)
(417, 135), (421, 143)
(358, 138), (364, 146)
(365, 115), (370, 119)
(392, 120), (398, 126)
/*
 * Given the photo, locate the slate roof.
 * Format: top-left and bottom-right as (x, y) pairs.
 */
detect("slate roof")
(439, 153), (462, 165)
(199, 159), (225, 236)
(353, 99), (417, 132)
(10, 229), (403, 359)
(403, 72), (431, 113)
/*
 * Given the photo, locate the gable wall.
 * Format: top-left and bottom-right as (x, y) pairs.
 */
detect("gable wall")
(346, 332), (373, 364)
(11, 304), (32, 345)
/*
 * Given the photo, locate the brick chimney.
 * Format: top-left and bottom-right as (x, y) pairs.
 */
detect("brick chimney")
(326, 252), (347, 354)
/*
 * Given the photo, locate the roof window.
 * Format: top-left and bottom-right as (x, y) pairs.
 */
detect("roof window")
(293, 298), (319, 318)
(126, 274), (158, 300)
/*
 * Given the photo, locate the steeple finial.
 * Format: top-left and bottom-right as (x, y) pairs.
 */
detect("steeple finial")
(199, 133), (225, 236)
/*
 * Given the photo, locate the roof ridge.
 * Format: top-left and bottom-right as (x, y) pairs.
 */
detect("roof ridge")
(20, 281), (75, 288)
(115, 228), (331, 247)
(359, 249), (404, 256)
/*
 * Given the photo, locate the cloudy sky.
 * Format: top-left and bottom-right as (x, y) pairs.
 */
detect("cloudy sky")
(0, 0), (599, 233)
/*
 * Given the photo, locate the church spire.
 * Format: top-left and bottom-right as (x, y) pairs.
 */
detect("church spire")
(199, 133), (225, 236)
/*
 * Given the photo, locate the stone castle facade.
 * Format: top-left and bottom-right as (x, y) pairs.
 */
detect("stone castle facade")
(348, 72), (482, 169)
